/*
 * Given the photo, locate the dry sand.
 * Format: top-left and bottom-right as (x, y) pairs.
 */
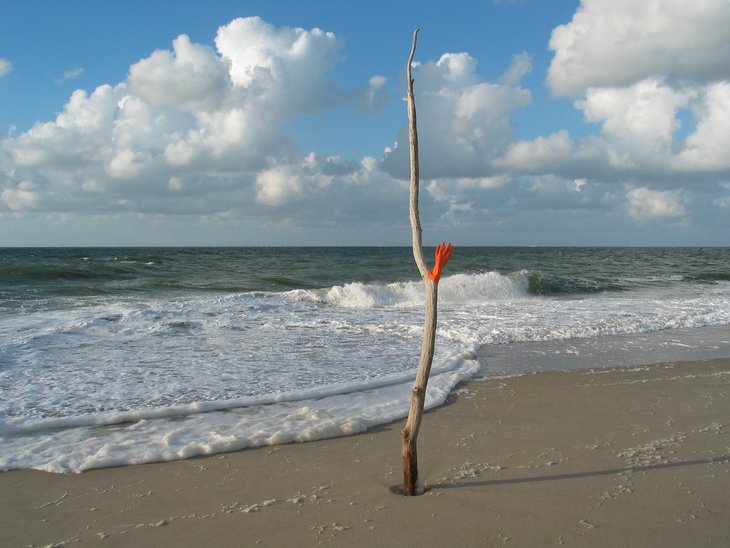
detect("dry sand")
(2, 358), (729, 547)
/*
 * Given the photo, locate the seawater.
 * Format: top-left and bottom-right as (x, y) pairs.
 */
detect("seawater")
(1, 247), (729, 473)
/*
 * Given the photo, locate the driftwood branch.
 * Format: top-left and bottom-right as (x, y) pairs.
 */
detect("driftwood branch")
(401, 280), (438, 495)
(401, 28), (443, 496)
(407, 28), (428, 279)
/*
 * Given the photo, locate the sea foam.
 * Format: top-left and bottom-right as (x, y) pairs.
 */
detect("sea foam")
(0, 355), (479, 473)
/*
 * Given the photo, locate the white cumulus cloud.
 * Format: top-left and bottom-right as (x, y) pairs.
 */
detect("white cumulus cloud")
(548, 0), (730, 97)
(499, 52), (532, 86)
(0, 58), (12, 77)
(128, 34), (229, 111)
(216, 16), (342, 116)
(381, 51), (531, 180)
(255, 165), (303, 206)
(626, 187), (687, 220)
(497, 130), (575, 173)
(577, 78), (694, 170)
(2, 186), (38, 210)
(500, 0), (730, 188)
(62, 67), (84, 81)
(672, 81), (730, 171)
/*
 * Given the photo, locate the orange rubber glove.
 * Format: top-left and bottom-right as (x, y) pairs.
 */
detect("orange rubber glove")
(427, 242), (453, 282)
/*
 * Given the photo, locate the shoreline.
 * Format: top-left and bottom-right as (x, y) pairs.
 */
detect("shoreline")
(2, 357), (729, 546)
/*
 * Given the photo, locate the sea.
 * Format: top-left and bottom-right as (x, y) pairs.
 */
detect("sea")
(1, 246), (729, 473)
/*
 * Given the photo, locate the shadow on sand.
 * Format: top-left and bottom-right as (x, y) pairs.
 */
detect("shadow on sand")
(389, 455), (730, 495)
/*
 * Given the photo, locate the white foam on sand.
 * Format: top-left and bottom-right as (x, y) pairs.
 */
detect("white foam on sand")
(0, 355), (480, 473)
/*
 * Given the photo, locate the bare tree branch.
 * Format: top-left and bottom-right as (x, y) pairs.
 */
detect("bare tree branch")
(401, 28), (452, 497)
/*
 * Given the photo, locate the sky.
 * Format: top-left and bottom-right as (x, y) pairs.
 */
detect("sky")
(1, 0), (729, 247)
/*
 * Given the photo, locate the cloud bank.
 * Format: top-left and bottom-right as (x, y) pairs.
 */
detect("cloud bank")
(1, 17), (392, 224)
(1, 3), (729, 245)
(495, 0), (730, 235)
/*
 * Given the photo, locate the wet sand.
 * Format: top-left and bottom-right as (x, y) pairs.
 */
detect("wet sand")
(2, 358), (729, 547)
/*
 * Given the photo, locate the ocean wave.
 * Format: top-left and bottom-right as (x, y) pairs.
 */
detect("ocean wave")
(290, 268), (707, 309)
(685, 272), (730, 283)
(514, 269), (626, 295)
(289, 271), (529, 309)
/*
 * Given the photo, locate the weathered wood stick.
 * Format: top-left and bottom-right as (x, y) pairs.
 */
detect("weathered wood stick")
(401, 27), (440, 496)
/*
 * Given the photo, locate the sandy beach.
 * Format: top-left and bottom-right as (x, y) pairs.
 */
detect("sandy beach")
(2, 357), (729, 547)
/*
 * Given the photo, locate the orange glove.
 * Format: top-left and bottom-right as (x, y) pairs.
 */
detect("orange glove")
(427, 242), (453, 282)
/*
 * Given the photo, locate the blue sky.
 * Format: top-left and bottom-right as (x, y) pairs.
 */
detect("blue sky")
(1, 0), (729, 246)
